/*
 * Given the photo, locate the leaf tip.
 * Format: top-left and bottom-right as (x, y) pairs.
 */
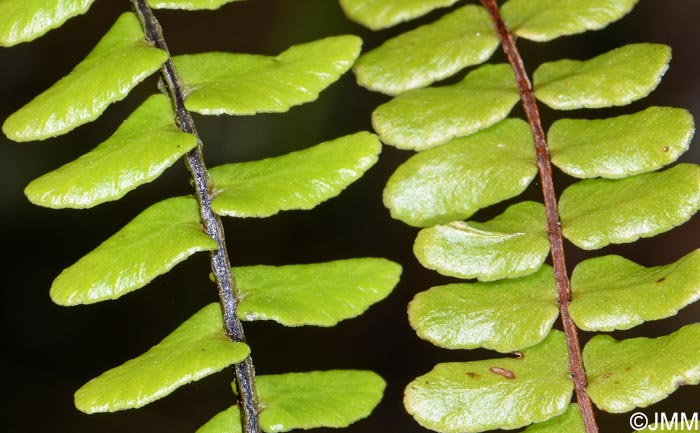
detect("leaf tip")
(2, 112), (34, 142)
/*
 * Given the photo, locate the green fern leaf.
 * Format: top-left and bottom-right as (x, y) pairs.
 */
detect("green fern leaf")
(339, 0), (459, 30)
(198, 370), (386, 433)
(569, 250), (700, 331)
(197, 406), (243, 433)
(404, 331), (573, 433)
(235, 258), (402, 326)
(354, 5), (498, 95)
(559, 163), (700, 250)
(522, 404), (585, 433)
(257, 370), (385, 432)
(408, 265), (558, 353)
(372, 63), (519, 150)
(174, 36), (361, 115)
(534, 43), (670, 110)
(147, 0), (241, 10)
(210, 132), (380, 217)
(585, 324), (700, 413)
(501, 0), (638, 42)
(24, 94), (197, 208)
(414, 201), (549, 281)
(2, 12), (168, 141)
(549, 106), (694, 179)
(75, 303), (250, 413)
(384, 118), (536, 227)
(0, 0), (96, 46)
(50, 196), (217, 305)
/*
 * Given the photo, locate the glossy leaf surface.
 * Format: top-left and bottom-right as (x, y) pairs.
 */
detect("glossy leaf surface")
(210, 132), (380, 217)
(175, 36), (361, 115)
(404, 331), (573, 433)
(522, 404), (585, 433)
(3, 12), (168, 141)
(197, 406), (243, 433)
(585, 324), (700, 413)
(0, 0), (96, 46)
(354, 5), (498, 95)
(414, 201), (549, 281)
(148, 0), (241, 9)
(559, 163), (700, 250)
(408, 266), (558, 353)
(198, 370), (386, 433)
(25, 95), (197, 208)
(257, 370), (385, 432)
(534, 43), (670, 110)
(549, 107), (694, 178)
(372, 63), (519, 150)
(75, 303), (250, 413)
(384, 119), (536, 227)
(339, 0), (459, 30)
(235, 258), (402, 326)
(570, 251), (700, 331)
(50, 196), (217, 305)
(501, 0), (638, 42)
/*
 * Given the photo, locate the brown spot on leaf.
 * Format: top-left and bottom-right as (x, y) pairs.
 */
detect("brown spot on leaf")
(490, 367), (515, 379)
(657, 277), (666, 283)
(466, 372), (479, 378)
(603, 373), (612, 379)
(662, 146), (669, 152)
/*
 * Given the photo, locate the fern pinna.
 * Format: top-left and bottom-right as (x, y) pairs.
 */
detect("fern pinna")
(1, 1), (402, 432)
(339, 0), (700, 432)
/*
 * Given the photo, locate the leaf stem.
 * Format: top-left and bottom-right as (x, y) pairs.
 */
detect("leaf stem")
(479, 1), (598, 432)
(130, 2), (261, 432)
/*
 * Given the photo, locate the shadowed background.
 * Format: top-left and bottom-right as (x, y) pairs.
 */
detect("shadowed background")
(1, 1), (699, 432)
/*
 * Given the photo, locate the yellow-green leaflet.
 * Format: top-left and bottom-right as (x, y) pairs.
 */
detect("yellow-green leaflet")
(404, 331), (573, 433)
(210, 132), (381, 218)
(570, 250), (700, 331)
(354, 5), (498, 95)
(414, 201), (550, 281)
(147, 0), (241, 9)
(75, 304), (250, 413)
(384, 118), (536, 227)
(175, 36), (361, 115)
(0, 0), (96, 46)
(197, 370), (386, 433)
(3, 12), (168, 141)
(408, 266), (558, 353)
(534, 43), (671, 110)
(372, 63), (519, 150)
(522, 404), (586, 433)
(50, 196), (217, 305)
(235, 258), (401, 326)
(585, 324), (700, 413)
(502, 0), (638, 42)
(559, 163), (700, 250)
(24, 94), (198, 208)
(339, 0), (459, 30)
(549, 106), (694, 179)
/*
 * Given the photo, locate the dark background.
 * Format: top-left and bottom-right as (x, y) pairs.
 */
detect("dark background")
(2, 1), (699, 432)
